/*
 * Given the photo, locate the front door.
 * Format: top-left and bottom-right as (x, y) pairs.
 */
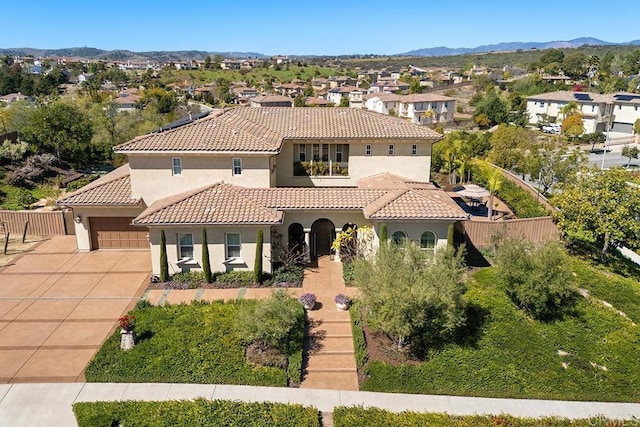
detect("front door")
(310, 219), (335, 259)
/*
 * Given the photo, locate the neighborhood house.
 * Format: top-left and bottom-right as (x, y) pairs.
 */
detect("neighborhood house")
(58, 108), (467, 276)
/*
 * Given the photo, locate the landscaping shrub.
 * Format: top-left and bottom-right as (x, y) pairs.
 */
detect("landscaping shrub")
(358, 266), (640, 402)
(271, 264), (304, 285)
(333, 406), (629, 427)
(0, 184), (36, 209)
(202, 228), (212, 283)
(342, 261), (355, 284)
(216, 270), (254, 286)
(65, 175), (98, 192)
(494, 238), (577, 321)
(84, 300), (297, 386)
(74, 399), (319, 427)
(349, 301), (368, 369)
(170, 271), (206, 285)
(254, 228), (263, 283)
(159, 230), (169, 282)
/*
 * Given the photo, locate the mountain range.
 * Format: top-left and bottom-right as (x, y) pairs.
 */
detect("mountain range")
(401, 37), (640, 57)
(2, 37), (640, 60)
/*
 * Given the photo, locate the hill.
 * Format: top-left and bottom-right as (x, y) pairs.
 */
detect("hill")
(0, 47), (265, 60)
(402, 37), (640, 57)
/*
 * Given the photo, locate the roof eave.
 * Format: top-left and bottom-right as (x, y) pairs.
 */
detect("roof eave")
(133, 220), (282, 226)
(114, 149), (281, 155)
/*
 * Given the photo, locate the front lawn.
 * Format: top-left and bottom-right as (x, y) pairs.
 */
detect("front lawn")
(84, 299), (304, 386)
(356, 264), (640, 401)
(74, 399), (319, 427)
(333, 406), (636, 427)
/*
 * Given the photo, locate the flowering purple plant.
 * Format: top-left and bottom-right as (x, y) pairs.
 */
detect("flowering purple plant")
(334, 293), (350, 305)
(298, 293), (317, 306)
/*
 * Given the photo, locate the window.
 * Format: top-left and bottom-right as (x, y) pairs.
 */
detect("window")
(312, 144), (320, 161)
(322, 144), (329, 162)
(539, 102), (545, 107)
(592, 105), (595, 112)
(178, 234), (193, 260)
(411, 144), (418, 155)
(388, 144), (395, 156)
(420, 231), (436, 250)
(391, 231), (407, 244)
(365, 144), (372, 156)
(336, 144), (343, 162)
(299, 144), (306, 161)
(232, 158), (242, 175)
(172, 157), (182, 175)
(226, 233), (241, 259)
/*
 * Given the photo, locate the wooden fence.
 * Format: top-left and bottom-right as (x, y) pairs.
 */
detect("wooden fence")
(461, 216), (559, 248)
(0, 210), (75, 235)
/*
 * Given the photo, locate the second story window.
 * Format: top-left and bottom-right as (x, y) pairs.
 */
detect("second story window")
(336, 144), (343, 162)
(411, 144), (418, 156)
(172, 157), (182, 176)
(299, 144), (306, 161)
(232, 158), (242, 176)
(365, 144), (372, 156)
(388, 144), (395, 156)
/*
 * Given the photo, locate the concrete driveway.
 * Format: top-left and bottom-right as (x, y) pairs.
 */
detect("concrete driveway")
(0, 236), (150, 383)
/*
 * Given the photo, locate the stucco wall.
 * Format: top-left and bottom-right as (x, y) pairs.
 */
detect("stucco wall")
(384, 221), (452, 250)
(71, 206), (146, 251)
(129, 154), (271, 204)
(148, 225), (271, 276)
(275, 140), (432, 186)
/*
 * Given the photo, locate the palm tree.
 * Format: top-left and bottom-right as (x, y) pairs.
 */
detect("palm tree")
(486, 167), (504, 221)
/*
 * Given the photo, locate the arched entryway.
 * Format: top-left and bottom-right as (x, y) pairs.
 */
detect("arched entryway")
(310, 218), (335, 259)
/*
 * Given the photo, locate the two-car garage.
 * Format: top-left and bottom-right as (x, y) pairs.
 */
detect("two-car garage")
(89, 217), (149, 249)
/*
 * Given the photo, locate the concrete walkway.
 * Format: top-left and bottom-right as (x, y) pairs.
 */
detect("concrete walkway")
(2, 382), (640, 426)
(301, 256), (359, 391)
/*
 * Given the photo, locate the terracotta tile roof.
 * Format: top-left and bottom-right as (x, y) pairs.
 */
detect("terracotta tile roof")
(57, 164), (141, 206)
(357, 172), (437, 190)
(238, 187), (387, 210)
(365, 189), (468, 220)
(526, 91), (608, 103)
(113, 113), (283, 153)
(133, 183), (283, 225)
(115, 107), (442, 154)
(132, 177), (466, 226)
(222, 107), (443, 140)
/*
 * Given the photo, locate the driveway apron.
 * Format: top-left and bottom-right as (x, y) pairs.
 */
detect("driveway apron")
(0, 236), (150, 383)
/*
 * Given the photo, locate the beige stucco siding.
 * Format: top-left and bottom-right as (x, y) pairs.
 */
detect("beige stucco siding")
(129, 154), (271, 204)
(275, 140), (432, 187)
(148, 226), (271, 275)
(71, 206), (146, 251)
(384, 221), (453, 250)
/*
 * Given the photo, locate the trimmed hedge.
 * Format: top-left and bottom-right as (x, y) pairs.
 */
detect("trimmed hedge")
(349, 301), (368, 370)
(84, 300), (303, 387)
(74, 399), (319, 427)
(471, 163), (548, 218)
(333, 406), (635, 427)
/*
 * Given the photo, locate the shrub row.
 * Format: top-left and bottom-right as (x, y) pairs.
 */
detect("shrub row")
(74, 399), (320, 427)
(333, 406), (631, 427)
(342, 261), (355, 284)
(349, 301), (368, 370)
(167, 265), (304, 289)
(472, 164), (548, 218)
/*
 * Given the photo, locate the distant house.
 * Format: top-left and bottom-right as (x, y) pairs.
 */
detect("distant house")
(232, 87), (259, 99)
(113, 92), (140, 112)
(365, 93), (456, 125)
(0, 92), (28, 105)
(250, 95), (294, 107)
(526, 91), (610, 133)
(327, 86), (361, 106)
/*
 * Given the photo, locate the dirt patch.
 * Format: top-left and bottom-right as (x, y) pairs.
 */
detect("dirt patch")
(146, 281), (301, 290)
(361, 316), (421, 366)
(0, 235), (50, 268)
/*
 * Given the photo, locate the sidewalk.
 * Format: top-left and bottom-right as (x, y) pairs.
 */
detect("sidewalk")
(2, 382), (640, 426)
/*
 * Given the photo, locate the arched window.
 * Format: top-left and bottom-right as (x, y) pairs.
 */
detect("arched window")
(420, 231), (436, 250)
(391, 231), (407, 244)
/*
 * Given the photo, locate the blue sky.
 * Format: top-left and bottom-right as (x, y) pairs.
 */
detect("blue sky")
(1, 0), (638, 55)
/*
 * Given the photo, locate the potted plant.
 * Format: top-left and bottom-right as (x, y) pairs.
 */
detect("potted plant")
(334, 293), (350, 311)
(118, 314), (136, 351)
(298, 293), (316, 310)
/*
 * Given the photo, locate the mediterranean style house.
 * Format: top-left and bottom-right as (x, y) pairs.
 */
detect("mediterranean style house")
(58, 108), (467, 276)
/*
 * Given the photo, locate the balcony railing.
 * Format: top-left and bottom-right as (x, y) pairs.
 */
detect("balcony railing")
(293, 161), (349, 177)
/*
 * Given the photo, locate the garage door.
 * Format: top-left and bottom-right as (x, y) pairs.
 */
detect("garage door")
(90, 217), (149, 249)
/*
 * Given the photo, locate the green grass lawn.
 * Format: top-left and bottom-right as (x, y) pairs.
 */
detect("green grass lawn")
(74, 399), (319, 427)
(333, 407), (635, 427)
(84, 300), (303, 386)
(358, 262), (640, 401)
